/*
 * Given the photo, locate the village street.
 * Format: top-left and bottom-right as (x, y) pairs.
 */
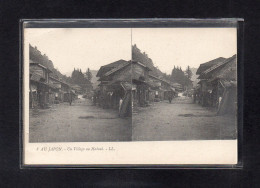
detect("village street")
(132, 94), (237, 141)
(29, 98), (132, 142)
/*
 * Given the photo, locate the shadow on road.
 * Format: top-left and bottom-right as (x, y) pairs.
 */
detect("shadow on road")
(78, 116), (117, 119)
(178, 113), (216, 117)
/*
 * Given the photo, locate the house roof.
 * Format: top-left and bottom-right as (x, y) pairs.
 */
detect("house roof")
(96, 59), (129, 77)
(49, 76), (60, 82)
(104, 61), (131, 77)
(30, 61), (53, 73)
(30, 73), (44, 82)
(148, 74), (172, 86)
(199, 55), (236, 80)
(209, 55), (237, 82)
(132, 61), (152, 71)
(196, 57), (226, 75)
(220, 80), (237, 88)
(30, 74), (58, 89)
(49, 76), (70, 87)
(101, 60), (152, 79)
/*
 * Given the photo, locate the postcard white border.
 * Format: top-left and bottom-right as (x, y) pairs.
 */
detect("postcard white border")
(23, 27), (237, 165)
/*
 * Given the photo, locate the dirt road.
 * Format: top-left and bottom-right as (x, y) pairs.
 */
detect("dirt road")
(132, 96), (237, 141)
(30, 96), (236, 142)
(29, 98), (131, 142)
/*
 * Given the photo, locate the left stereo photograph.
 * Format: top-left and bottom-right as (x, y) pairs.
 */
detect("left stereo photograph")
(24, 28), (133, 143)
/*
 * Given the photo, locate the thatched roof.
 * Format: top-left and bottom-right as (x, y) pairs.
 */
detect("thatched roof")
(196, 57), (226, 75)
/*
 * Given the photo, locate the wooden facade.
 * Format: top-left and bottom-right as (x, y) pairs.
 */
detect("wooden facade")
(96, 60), (132, 116)
(49, 76), (72, 103)
(30, 62), (72, 108)
(196, 55), (237, 114)
(96, 60), (180, 116)
(29, 62), (54, 108)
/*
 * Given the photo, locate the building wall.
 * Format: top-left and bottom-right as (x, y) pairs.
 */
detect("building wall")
(132, 63), (149, 80)
(112, 65), (132, 82)
(30, 65), (45, 78)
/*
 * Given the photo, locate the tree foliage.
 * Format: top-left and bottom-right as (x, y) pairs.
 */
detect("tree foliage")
(86, 68), (92, 82)
(30, 44), (68, 81)
(185, 66), (193, 80)
(171, 66), (192, 88)
(30, 44), (93, 92)
(71, 68), (92, 92)
(132, 44), (170, 79)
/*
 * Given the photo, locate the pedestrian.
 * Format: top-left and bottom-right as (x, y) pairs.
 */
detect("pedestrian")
(69, 91), (73, 106)
(168, 91), (173, 103)
(193, 90), (197, 103)
(93, 92), (97, 106)
(119, 97), (123, 112)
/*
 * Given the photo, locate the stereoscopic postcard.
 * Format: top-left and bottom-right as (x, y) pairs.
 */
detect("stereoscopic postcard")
(21, 19), (240, 167)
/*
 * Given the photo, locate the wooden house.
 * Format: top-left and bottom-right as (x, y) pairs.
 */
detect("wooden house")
(131, 61), (152, 107)
(96, 60), (132, 116)
(96, 59), (152, 116)
(29, 61), (55, 108)
(147, 74), (176, 101)
(207, 55), (237, 114)
(196, 55), (237, 112)
(49, 76), (72, 102)
(196, 57), (227, 106)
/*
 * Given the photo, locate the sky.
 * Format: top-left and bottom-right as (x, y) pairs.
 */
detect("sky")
(25, 28), (131, 74)
(132, 28), (237, 74)
(25, 27), (236, 75)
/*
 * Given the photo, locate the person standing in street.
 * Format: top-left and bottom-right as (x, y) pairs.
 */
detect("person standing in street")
(168, 91), (173, 103)
(69, 91), (73, 106)
(193, 89), (197, 103)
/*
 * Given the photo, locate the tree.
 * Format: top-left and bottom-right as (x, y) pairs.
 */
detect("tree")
(86, 68), (92, 83)
(171, 66), (192, 89)
(185, 66), (193, 80)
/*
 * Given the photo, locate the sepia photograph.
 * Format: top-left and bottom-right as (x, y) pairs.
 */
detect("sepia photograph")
(131, 28), (237, 141)
(27, 28), (132, 142)
(22, 20), (239, 165)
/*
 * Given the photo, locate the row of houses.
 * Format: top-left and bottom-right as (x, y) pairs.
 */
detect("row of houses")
(29, 61), (80, 109)
(195, 54), (237, 115)
(95, 59), (182, 117)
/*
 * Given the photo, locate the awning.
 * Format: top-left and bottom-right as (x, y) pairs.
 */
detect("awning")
(30, 74), (45, 82)
(132, 79), (153, 87)
(121, 82), (132, 90)
(220, 80), (237, 88)
(107, 80), (121, 86)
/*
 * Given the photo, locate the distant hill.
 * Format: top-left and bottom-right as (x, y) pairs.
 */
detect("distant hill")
(190, 67), (199, 87)
(132, 44), (168, 79)
(30, 44), (67, 81)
